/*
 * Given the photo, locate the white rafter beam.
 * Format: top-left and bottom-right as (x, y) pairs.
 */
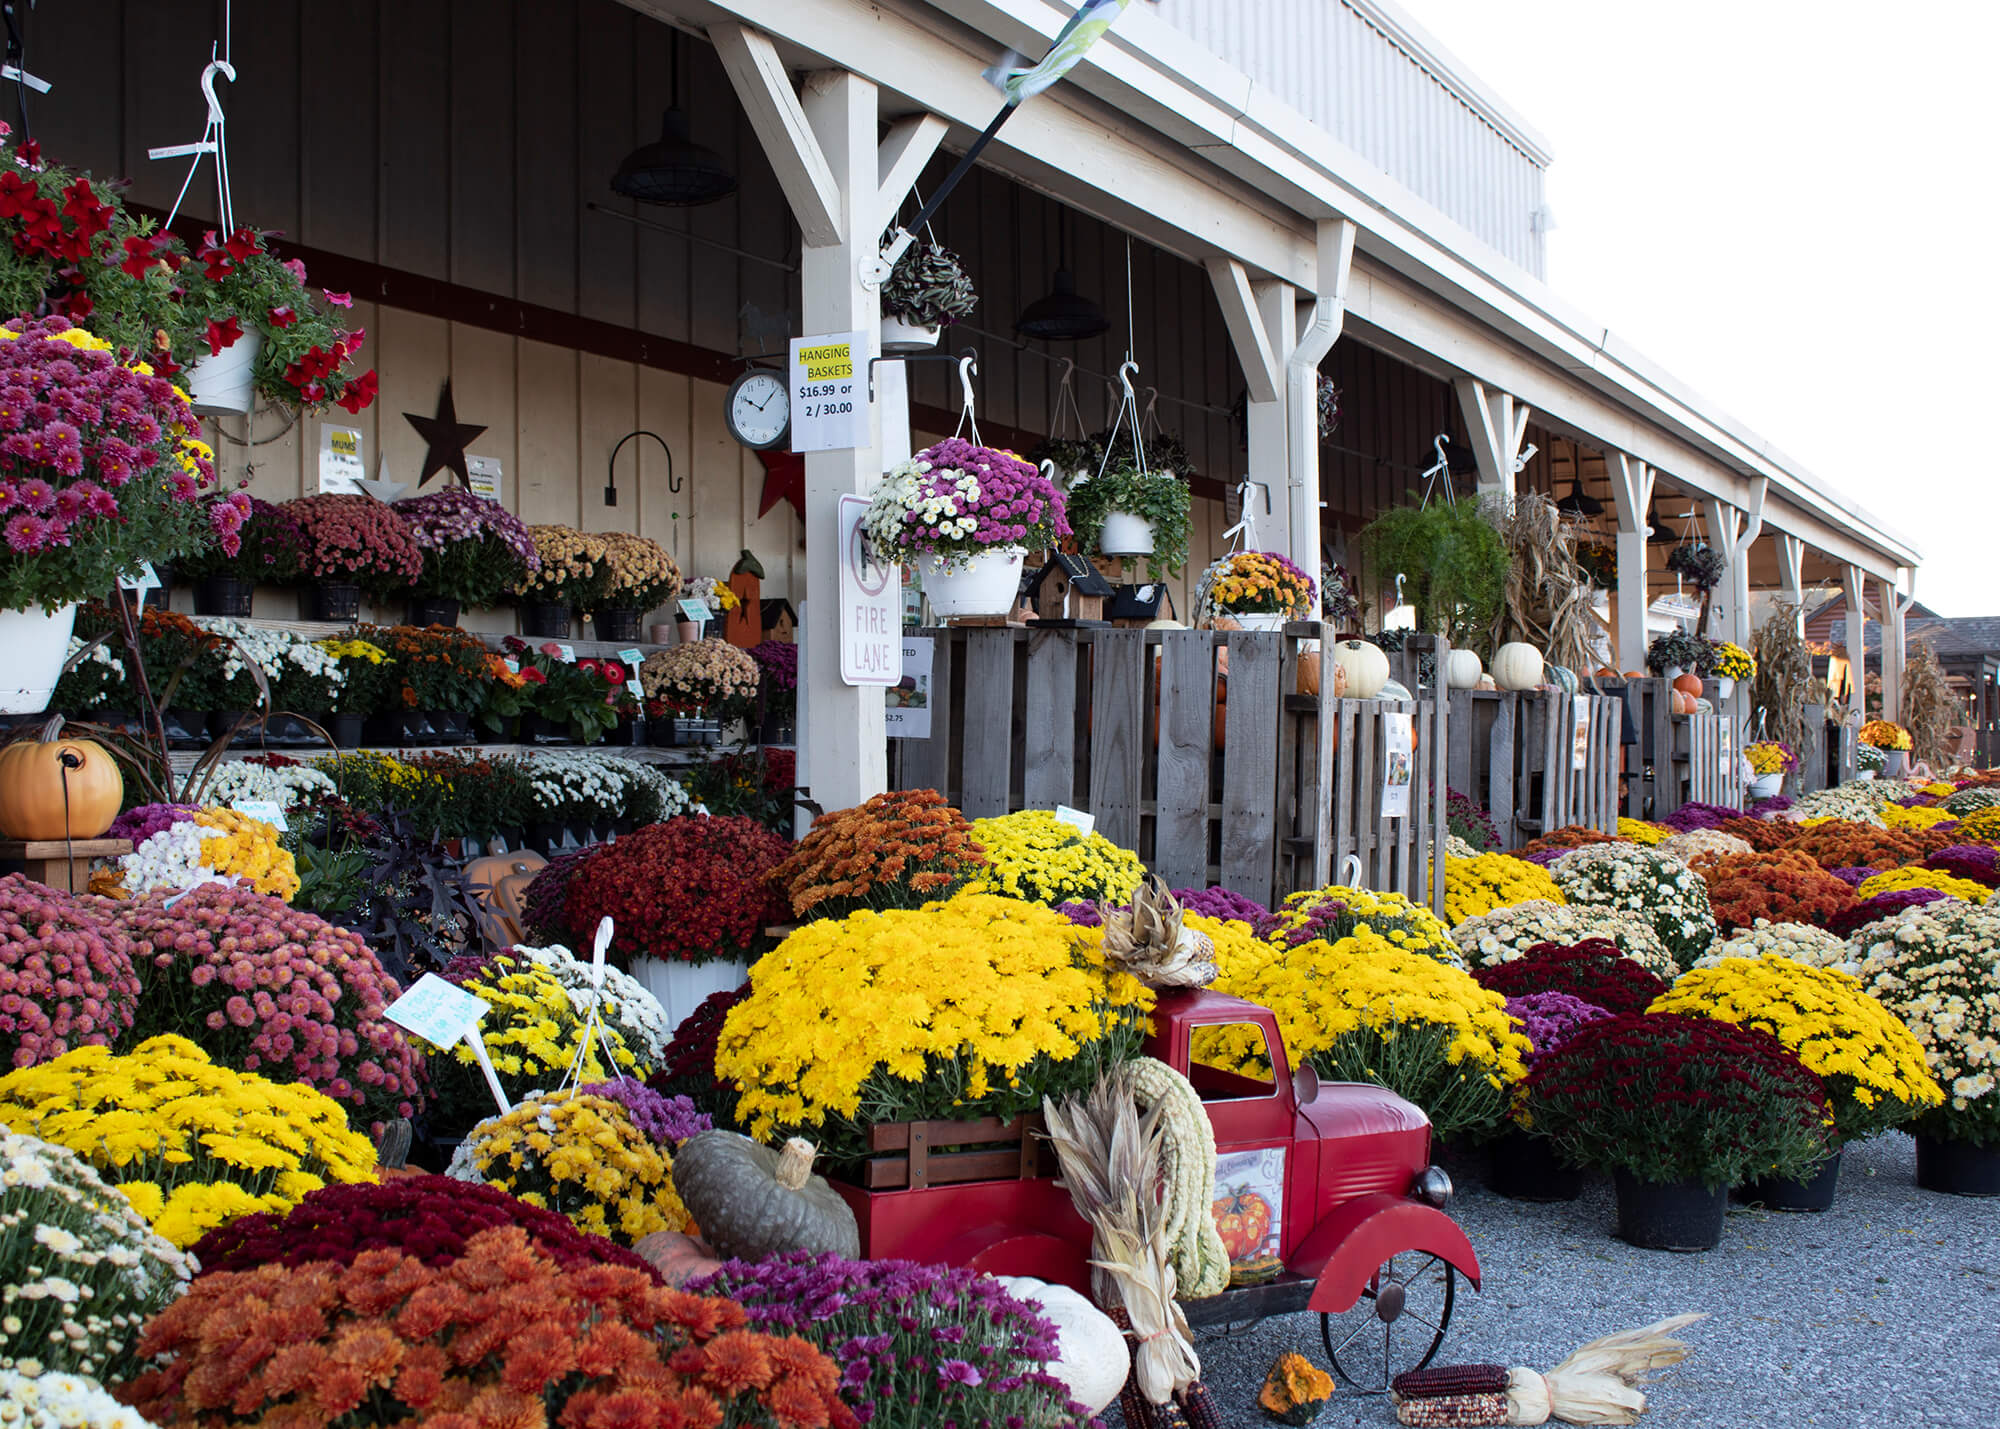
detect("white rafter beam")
(710, 22), (843, 246)
(1206, 257), (1282, 404)
(875, 112), (947, 234)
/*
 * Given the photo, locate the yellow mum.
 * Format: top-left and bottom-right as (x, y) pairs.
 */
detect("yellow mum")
(1439, 852), (1565, 925)
(1618, 818), (1672, 845)
(968, 810), (1145, 907)
(1855, 867), (1989, 904)
(465, 1089), (684, 1245)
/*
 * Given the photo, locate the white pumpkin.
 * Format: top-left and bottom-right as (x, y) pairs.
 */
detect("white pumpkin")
(1329, 639), (1390, 699)
(1491, 642), (1545, 692)
(1444, 648), (1483, 690)
(994, 1275), (1128, 1415)
(1379, 679), (1415, 703)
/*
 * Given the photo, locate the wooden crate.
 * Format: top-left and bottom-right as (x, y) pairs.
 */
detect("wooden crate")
(845, 1114), (1048, 1191)
(0, 838), (131, 894)
(1448, 687), (1623, 843)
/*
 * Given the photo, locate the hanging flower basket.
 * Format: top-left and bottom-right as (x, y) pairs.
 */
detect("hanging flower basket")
(0, 603), (78, 714)
(920, 547), (1025, 617)
(186, 330), (263, 416)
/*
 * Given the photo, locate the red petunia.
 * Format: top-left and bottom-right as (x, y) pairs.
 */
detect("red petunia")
(267, 304), (298, 329)
(336, 370), (380, 415)
(204, 316), (244, 357)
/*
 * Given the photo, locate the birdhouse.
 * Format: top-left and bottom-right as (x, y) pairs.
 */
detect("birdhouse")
(760, 599), (797, 643)
(1109, 582), (1171, 627)
(726, 549), (764, 647)
(1025, 552), (1114, 626)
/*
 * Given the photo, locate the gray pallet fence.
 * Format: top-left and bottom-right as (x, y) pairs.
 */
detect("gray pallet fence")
(1619, 677), (1746, 819)
(891, 625), (1447, 911)
(1446, 688), (1623, 845)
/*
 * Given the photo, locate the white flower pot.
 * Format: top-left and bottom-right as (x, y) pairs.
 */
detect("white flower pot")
(630, 955), (751, 1030)
(1715, 676), (1736, 701)
(0, 603), (78, 713)
(1226, 612), (1288, 632)
(1748, 772), (1784, 799)
(1882, 750), (1908, 777)
(920, 546), (1026, 618)
(1098, 511), (1155, 557)
(187, 330), (262, 416)
(1663, 665), (1686, 682)
(879, 317), (940, 354)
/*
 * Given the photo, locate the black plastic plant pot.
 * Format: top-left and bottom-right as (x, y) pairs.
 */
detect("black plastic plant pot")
(429, 711), (471, 745)
(330, 713), (366, 748)
(310, 582), (363, 623)
(1487, 1127), (1585, 1204)
(1916, 1136), (2000, 1197)
(1612, 1172), (1726, 1251)
(410, 597), (461, 627)
(594, 606), (643, 642)
(521, 602), (573, 639)
(1737, 1148), (1842, 1212)
(194, 575), (254, 618)
(647, 719), (675, 747)
(161, 708), (209, 749)
(207, 709), (251, 744)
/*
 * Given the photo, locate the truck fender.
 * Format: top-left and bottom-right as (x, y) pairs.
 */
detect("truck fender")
(935, 1225), (1092, 1296)
(1286, 1193), (1482, 1314)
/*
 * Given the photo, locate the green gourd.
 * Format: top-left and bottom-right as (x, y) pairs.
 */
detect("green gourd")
(670, 1130), (860, 1261)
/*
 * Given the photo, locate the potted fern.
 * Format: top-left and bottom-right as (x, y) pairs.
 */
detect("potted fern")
(879, 236), (977, 352)
(1063, 463), (1191, 580)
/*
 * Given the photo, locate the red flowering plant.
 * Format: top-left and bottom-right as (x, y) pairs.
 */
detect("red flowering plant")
(116, 882), (425, 1134)
(1690, 849), (1858, 933)
(0, 873), (140, 1068)
(121, 1225), (860, 1429)
(172, 491), (308, 585)
(645, 986), (748, 1129)
(1472, 939), (1668, 1017)
(188, 1174), (659, 1281)
(0, 317), (237, 611)
(497, 637), (618, 742)
(1520, 1012), (1831, 1188)
(1788, 820), (1948, 873)
(284, 494), (425, 596)
(368, 623), (491, 713)
(770, 788), (988, 920)
(1716, 815), (1801, 852)
(180, 226), (376, 413)
(519, 845), (602, 944)
(561, 816), (790, 967)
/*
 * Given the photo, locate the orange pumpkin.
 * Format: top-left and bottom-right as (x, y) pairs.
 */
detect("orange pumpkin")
(1670, 688), (1700, 715)
(1672, 673), (1703, 699)
(1297, 649), (1320, 697)
(0, 716), (123, 840)
(632, 1230), (725, 1288)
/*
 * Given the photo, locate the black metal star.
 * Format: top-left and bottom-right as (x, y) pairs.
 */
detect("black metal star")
(403, 381), (487, 490)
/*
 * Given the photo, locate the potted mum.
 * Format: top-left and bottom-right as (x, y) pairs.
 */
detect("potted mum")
(639, 639), (760, 745)
(593, 531), (680, 641)
(176, 494), (308, 617)
(283, 494), (425, 622)
(391, 488), (540, 625)
(370, 623), (490, 745)
(1063, 459), (1192, 580)
(1489, 990), (1611, 1203)
(862, 438), (1069, 617)
(1743, 739), (1798, 799)
(878, 234), (976, 352)
(515, 525), (612, 638)
(313, 636), (391, 747)
(1858, 719), (1913, 777)
(179, 226), (377, 417)
(1192, 550), (1317, 630)
(1521, 1012), (1830, 1250)
(1711, 640), (1756, 701)
(750, 639), (798, 744)
(0, 320), (238, 712)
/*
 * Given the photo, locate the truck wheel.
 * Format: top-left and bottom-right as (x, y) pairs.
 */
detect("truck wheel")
(1319, 1253), (1456, 1393)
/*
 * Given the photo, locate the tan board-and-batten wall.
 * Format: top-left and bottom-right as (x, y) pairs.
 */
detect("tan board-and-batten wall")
(24, 0), (1275, 620)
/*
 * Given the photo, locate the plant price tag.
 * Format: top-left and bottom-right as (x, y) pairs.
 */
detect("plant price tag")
(677, 599), (711, 625)
(617, 646), (645, 672)
(232, 799), (288, 833)
(1054, 805), (1096, 836)
(556, 643), (576, 663)
(386, 975), (510, 1114)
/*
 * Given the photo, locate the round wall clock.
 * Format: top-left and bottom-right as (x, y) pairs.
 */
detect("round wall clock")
(725, 369), (790, 450)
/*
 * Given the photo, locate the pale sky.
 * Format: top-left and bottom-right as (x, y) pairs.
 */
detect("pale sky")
(1400, 0), (1999, 617)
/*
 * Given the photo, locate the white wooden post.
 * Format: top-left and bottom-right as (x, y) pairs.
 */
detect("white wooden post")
(1285, 218), (1356, 594)
(1454, 378), (1531, 502)
(1881, 566), (1914, 723)
(1701, 477), (1764, 650)
(712, 26), (946, 815)
(1607, 452), (1655, 671)
(1775, 531), (1806, 639)
(1842, 564), (1868, 715)
(1208, 258), (1293, 561)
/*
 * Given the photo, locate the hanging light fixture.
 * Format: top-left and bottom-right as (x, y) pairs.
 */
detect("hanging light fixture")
(1648, 499), (1691, 545)
(1554, 476), (1604, 518)
(611, 33), (737, 206)
(1015, 208), (1110, 341)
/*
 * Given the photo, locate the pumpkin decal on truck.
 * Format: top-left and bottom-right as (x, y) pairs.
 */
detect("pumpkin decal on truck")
(1212, 1186), (1272, 1259)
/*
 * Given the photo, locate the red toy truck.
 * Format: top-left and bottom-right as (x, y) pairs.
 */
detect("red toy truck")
(831, 988), (1480, 1388)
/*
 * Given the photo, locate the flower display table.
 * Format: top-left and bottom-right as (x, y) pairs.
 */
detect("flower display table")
(0, 837), (131, 894)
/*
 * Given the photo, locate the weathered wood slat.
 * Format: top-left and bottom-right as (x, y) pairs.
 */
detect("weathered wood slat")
(1220, 632), (1282, 905)
(1154, 631), (1214, 888)
(1355, 700), (1380, 887)
(1022, 630), (1077, 809)
(1311, 651), (1337, 889)
(1333, 700), (1358, 883)
(1800, 702), (1827, 794)
(960, 630), (1018, 818)
(1446, 689), (1474, 799)
(1087, 629), (1147, 851)
(897, 627), (954, 797)
(1488, 693), (1516, 848)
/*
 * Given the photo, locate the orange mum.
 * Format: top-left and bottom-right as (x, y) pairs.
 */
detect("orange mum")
(771, 788), (989, 920)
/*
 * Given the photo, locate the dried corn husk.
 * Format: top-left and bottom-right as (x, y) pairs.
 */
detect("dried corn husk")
(1098, 877), (1218, 989)
(1505, 1313), (1707, 1425)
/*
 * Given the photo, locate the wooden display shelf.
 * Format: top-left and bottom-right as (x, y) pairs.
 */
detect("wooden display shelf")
(166, 740), (788, 775)
(0, 838), (131, 894)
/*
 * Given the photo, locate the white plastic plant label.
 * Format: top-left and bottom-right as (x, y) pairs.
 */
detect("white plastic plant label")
(1054, 805), (1096, 836)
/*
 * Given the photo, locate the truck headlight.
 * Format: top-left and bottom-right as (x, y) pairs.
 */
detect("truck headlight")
(1412, 1165), (1452, 1207)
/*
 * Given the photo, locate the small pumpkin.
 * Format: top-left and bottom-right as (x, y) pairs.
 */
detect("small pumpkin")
(0, 715), (123, 841)
(995, 1276), (1128, 1415)
(631, 1230), (725, 1288)
(1329, 639), (1390, 699)
(1475, 674), (1497, 691)
(1491, 642), (1545, 692)
(1545, 664), (1579, 697)
(1670, 688), (1699, 715)
(1672, 672), (1703, 699)
(1259, 1351), (1335, 1426)
(1297, 647), (1320, 697)
(1444, 648), (1483, 690)
(670, 1131), (859, 1262)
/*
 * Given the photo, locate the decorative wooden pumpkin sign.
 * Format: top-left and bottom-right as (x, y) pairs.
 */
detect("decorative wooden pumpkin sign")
(0, 716), (123, 840)
(726, 549), (765, 648)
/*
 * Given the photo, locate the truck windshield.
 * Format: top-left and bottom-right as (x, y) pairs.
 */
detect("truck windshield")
(1186, 1022), (1279, 1101)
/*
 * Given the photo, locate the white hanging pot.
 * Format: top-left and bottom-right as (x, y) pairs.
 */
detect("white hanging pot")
(1882, 749), (1908, 777)
(920, 546), (1026, 617)
(1748, 772), (1784, 799)
(1663, 665), (1686, 683)
(1098, 511), (1156, 557)
(0, 603), (78, 713)
(187, 330), (262, 416)
(879, 316), (940, 354)
(1715, 676), (1736, 701)
(629, 956), (750, 1030)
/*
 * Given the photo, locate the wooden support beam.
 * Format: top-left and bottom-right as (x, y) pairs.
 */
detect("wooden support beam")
(710, 23), (844, 247)
(1842, 564), (1868, 716)
(1776, 532), (1806, 639)
(1608, 452), (1655, 672)
(875, 113), (949, 234)
(1454, 378), (1531, 500)
(1206, 258), (1282, 404)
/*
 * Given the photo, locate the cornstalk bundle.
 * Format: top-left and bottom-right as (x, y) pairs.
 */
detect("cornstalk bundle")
(1749, 606), (1813, 752)
(1900, 639), (1957, 770)
(1491, 492), (1598, 678)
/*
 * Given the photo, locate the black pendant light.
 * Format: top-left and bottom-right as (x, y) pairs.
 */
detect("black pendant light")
(1555, 476), (1604, 518)
(1016, 209), (1110, 341)
(611, 33), (737, 206)
(1648, 499), (1686, 545)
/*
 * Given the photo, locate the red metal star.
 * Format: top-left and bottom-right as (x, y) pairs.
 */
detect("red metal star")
(756, 447), (805, 520)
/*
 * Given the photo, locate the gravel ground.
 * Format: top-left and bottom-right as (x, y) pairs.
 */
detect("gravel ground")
(1115, 1133), (1999, 1427)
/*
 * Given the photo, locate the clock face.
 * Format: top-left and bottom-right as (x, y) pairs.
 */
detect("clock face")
(727, 371), (790, 450)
